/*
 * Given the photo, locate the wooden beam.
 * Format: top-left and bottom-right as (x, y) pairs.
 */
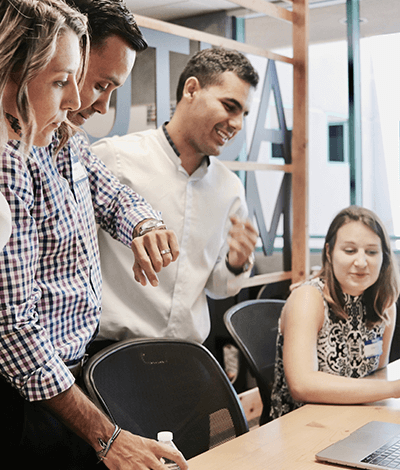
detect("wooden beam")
(227, 0), (293, 23)
(135, 14), (294, 65)
(222, 161), (292, 173)
(291, 0), (309, 283)
(242, 271), (292, 288)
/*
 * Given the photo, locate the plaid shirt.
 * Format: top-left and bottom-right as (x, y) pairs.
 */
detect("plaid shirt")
(0, 132), (159, 401)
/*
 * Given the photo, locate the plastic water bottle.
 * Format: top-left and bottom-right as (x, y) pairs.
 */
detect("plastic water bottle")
(157, 431), (181, 469)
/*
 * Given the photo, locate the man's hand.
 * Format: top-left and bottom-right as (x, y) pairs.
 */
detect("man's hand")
(131, 228), (179, 287)
(227, 215), (258, 270)
(42, 385), (188, 470)
(105, 431), (188, 470)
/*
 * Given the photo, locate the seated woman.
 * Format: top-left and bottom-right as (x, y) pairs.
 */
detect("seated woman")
(270, 206), (400, 420)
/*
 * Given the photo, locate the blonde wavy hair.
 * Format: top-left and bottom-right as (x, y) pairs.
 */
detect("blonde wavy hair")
(0, 0), (89, 155)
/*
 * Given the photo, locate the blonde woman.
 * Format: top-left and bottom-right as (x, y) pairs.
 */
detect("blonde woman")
(0, 0), (89, 465)
(0, 0), (88, 152)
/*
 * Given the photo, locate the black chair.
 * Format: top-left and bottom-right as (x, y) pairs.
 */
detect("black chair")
(224, 299), (285, 425)
(83, 338), (249, 460)
(256, 280), (291, 300)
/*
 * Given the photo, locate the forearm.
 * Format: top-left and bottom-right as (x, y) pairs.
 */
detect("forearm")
(41, 384), (189, 470)
(288, 370), (400, 405)
(41, 384), (114, 451)
(42, 385), (188, 470)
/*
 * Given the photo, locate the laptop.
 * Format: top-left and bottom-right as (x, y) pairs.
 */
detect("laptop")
(316, 421), (400, 469)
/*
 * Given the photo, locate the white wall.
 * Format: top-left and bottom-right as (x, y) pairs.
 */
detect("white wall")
(361, 34), (400, 240)
(266, 34), (400, 245)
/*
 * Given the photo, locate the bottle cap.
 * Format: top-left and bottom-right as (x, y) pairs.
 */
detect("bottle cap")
(157, 431), (173, 442)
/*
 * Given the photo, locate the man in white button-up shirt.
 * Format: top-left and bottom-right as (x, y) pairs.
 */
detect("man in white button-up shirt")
(93, 47), (259, 344)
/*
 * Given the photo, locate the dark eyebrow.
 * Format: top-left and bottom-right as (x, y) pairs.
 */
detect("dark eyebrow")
(225, 98), (243, 111)
(224, 98), (250, 116)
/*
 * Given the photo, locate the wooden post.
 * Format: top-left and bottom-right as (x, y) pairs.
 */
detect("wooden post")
(291, 0), (309, 283)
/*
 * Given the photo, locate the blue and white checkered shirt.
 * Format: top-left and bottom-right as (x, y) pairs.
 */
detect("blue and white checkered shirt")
(0, 132), (159, 401)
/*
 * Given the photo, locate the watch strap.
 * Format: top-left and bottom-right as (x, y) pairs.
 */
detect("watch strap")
(226, 252), (255, 275)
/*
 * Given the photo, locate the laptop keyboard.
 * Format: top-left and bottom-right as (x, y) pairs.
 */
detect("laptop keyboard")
(361, 437), (400, 468)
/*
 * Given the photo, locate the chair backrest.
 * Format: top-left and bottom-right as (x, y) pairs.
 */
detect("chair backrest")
(83, 338), (249, 460)
(224, 299), (285, 424)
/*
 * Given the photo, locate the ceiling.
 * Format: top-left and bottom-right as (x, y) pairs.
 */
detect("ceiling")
(125, 0), (239, 21)
(125, 0), (400, 48)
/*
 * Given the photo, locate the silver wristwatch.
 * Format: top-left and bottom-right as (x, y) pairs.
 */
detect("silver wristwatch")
(135, 219), (166, 237)
(226, 252), (255, 275)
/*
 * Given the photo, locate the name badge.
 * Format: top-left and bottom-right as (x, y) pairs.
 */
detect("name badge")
(364, 337), (383, 358)
(72, 155), (87, 183)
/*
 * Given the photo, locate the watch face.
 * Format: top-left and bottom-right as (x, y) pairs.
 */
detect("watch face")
(244, 253), (255, 272)
(138, 219), (164, 236)
(142, 220), (156, 230)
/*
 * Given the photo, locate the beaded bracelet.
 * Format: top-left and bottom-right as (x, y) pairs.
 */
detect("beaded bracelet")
(96, 424), (122, 463)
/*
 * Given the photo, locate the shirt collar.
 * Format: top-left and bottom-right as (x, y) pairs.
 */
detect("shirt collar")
(343, 291), (363, 305)
(162, 123), (180, 158)
(162, 122), (211, 167)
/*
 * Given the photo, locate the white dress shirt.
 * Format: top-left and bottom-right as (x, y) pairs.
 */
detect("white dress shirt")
(92, 126), (250, 343)
(0, 190), (11, 251)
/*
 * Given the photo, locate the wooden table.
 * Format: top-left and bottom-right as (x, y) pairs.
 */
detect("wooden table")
(187, 360), (400, 470)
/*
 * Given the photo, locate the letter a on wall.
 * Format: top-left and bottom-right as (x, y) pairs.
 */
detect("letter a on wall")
(221, 60), (292, 262)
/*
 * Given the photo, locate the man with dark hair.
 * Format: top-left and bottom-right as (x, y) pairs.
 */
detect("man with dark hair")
(65, 0), (147, 126)
(93, 47), (259, 346)
(67, 0), (147, 49)
(0, 1), (186, 469)
(176, 47), (259, 102)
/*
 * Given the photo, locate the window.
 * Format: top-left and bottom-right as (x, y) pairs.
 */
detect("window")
(271, 130), (292, 160)
(328, 123), (347, 162)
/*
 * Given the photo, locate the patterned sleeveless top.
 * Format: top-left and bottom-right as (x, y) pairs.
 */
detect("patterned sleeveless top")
(270, 277), (386, 420)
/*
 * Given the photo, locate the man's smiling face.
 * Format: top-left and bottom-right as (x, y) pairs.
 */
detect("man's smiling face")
(184, 71), (253, 158)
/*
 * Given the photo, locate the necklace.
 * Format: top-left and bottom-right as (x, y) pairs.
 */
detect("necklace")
(5, 112), (22, 137)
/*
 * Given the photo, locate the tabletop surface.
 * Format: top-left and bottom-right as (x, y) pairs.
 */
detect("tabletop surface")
(187, 359), (400, 470)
